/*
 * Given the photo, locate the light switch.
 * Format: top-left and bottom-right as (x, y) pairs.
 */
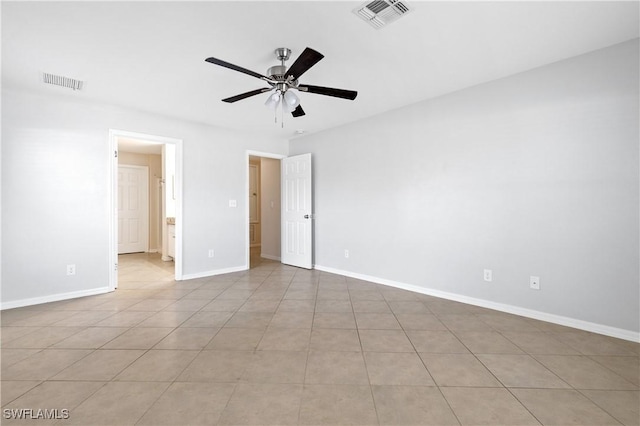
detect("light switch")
(229, 199), (237, 208)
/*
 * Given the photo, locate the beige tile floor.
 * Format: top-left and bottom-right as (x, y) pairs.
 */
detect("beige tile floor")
(2, 252), (639, 425)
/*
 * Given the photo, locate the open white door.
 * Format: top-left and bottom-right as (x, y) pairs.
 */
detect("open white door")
(281, 153), (313, 269)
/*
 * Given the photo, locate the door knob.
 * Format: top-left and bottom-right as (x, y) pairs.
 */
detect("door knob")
(304, 214), (310, 219)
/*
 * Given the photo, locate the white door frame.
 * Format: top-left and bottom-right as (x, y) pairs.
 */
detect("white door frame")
(245, 150), (286, 269)
(109, 129), (184, 290)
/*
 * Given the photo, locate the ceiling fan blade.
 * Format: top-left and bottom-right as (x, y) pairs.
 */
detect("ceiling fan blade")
(205, 57), (271, 82)
(222, 88), (271, 103)
(285, 48), (324, 80)
(298, 84), (358, 100)
(291, 105), (305, 117)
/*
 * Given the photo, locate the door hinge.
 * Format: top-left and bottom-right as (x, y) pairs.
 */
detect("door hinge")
(114, 150), (118, 158)
(114, 263), (118, 271)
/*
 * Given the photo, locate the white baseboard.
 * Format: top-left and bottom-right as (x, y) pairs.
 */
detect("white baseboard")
(260, 253), (281, 261)
(181, 265), (247, 280)
(315, 264), (640, 343)
(0, 286), (112, 310)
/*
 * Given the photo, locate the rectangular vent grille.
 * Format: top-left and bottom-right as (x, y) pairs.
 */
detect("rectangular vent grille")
(389, 0), (409, 14)
(353, 0), (411, 29)
(366, 0), (389, 14)
(42, 72), (84, 91)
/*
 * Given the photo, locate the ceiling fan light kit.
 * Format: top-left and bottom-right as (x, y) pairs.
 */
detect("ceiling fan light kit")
(205, 47), (357, 126)
(264, 90), (281, 110)
(283, 91), (301, 112)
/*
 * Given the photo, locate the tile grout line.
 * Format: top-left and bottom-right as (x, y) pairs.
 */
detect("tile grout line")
(352, 290), (383, 426)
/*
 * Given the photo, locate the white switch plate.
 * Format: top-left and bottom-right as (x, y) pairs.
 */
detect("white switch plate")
(229, 199), (237, 208)
(530, 276), (540, 290)
(208, 249), (215, 258)
(67, 264), (76, 276)
(344, 249), (349, 258)
(483, 269), (492, 282)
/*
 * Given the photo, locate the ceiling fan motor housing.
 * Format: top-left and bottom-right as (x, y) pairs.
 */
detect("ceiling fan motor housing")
(269, 47), (296, 86)
(267, 62), (299, 92)
(267, 65), (287, 79)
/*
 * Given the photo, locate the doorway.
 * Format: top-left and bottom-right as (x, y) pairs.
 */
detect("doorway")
(246, 151), (286, 269)
(109, 129), (183, 290)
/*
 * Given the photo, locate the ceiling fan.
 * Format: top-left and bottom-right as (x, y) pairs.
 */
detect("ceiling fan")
(205, 47), (358, 118)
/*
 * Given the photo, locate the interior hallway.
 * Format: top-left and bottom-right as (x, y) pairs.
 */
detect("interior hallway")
(118, 252), (176, 283)
(1, 254), (638, 425)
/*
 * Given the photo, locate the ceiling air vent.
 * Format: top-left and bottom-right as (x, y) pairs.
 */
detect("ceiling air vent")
(42, 72), (84, 91)
(353, 0), (412, 29)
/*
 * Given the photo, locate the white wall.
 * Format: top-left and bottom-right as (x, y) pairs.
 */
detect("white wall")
(1, 88), (288, 307)
(290, 40), (639, 338)
(260, 157), (281, 260)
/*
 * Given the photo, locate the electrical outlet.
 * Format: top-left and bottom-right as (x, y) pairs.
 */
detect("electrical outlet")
(229, 199), (237, 208)
(344, 249), (349, 258)
(66, 264), (76, 276)
(530, 276), (540, 290)
(483, 269), (492, 282)
(208, 249), (215, 258)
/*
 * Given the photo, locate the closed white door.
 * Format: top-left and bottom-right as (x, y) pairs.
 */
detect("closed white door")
(281, 153), (313, 269)
(118, 165), (149, 254)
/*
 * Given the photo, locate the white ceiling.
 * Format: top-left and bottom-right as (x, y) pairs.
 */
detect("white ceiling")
(2, 1), (638, 140)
